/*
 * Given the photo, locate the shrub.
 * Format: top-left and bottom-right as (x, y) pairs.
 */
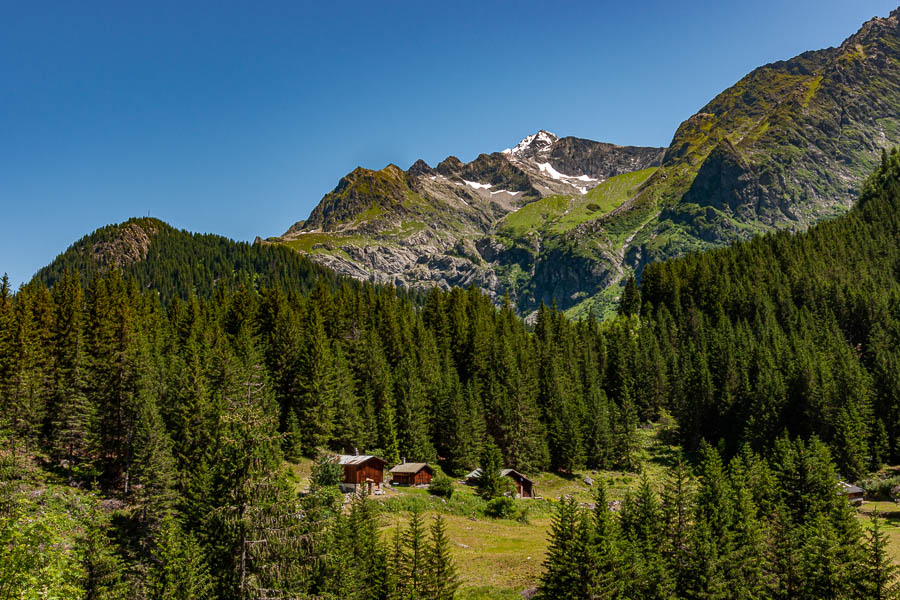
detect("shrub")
(311, 452), (343, 489)
(428, 473), (454, 499)
(484, 496), (516, 519)
(859, 474), (900, 500)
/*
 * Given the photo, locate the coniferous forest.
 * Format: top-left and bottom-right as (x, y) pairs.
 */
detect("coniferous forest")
(3, 151), (900, 598)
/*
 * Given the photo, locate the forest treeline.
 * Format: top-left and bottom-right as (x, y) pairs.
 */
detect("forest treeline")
(33, 217), (347, 305)
(539, 439), (899, 600)
(2, 149), (900, 597)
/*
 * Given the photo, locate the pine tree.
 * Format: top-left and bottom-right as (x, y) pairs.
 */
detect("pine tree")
(148, 513), (215, 600)
(618, 274), (641, 317)
(131, 393), (178, 535)
(587, 482), (623, 599)
(49, 271), (96, 482)
(283, 408), (303, 462)
(340, 492), (391, 600)
(537, 496), (589, 600)
(394, 510), (428, 599)
(81, 513), (130, 600)
(296, 304), (337, 454)
(862, 508), (900, 600)
(395, 355), (436, 463)
(330, 344), (364, 454)
(475, 440), (508, 501)
(424, 515), (459, 600)
(661, 457), (693, 596)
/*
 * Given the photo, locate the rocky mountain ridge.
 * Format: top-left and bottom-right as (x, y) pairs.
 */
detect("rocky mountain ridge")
(274, 132), (663, 308)
(273, 7), (900, 317)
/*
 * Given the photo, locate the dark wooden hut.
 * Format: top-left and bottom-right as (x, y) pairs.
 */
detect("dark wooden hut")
(838, 481), (865, 505)
(464, 468), (536, 498)
(389, 462), (434, 486)
(334, 455), (387, 494)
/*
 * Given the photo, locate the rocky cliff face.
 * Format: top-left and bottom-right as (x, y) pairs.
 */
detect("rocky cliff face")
(272, 130), (664, 310)
(272, 7), (900, 318)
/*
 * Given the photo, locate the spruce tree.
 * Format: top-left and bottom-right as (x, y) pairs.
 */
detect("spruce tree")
(425, 515), (459, 600)
(148, 513), (214, 600)
(537, 496), (589, 600)
(49, 271), (95, 482)
(862, 508), (900, 600)
(394, 510), (428, 598)
(475, 439), (508, 501)
(296, 304), (337, 454)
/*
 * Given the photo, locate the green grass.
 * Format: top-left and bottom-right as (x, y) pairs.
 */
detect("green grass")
(496, 169), (658, 242)
(369, 423), (682, 597)
(279, 233), (354, 253)
(497, 195), (573, 238)
(381, 510), (550, 595)
(564, 281), (625, 322)
(550, 168), (658, 234)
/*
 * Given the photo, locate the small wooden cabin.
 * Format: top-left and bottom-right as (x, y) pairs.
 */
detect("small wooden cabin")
(334, 455), (387, 494)
(838, 481), (865, 506)
(464, 468), (536, 499)
(389, 462), (434, 486)
(501, 469), (535, 499)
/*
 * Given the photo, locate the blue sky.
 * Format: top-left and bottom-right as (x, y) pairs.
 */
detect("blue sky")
(1, 0), (897, 287)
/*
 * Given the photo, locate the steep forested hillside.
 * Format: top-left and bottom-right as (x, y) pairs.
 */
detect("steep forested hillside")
(34, 217), (338, 305)
(634, 147), (900, 477)
(4, 150), (900, 597)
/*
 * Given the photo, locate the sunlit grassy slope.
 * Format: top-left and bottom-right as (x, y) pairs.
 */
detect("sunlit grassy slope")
(497, 167), (657, 239)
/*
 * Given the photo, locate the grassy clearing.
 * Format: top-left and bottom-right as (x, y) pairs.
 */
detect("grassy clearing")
(380, 510), (550, 597)
(366, 424), (681, 597)
(858, 500), (900, 562)
(564, 281), (625, 322)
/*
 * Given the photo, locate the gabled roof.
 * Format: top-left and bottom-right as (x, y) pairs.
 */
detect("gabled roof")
(501, 469), (534, 485)
(464, 468), (534, 485)
(838, 481), (864, 495)
(334, 455), (387, 467)
(389, 462), (433, 474)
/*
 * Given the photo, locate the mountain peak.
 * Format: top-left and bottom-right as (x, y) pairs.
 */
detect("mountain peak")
(502, 130), (559, 158)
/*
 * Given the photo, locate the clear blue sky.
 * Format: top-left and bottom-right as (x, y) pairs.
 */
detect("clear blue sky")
(2, 0), (897, 287)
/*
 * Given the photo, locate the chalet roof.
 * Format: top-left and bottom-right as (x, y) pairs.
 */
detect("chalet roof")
(465, 468), (534, 485)
(838, 481), (864, 495)
(334, 455), (387, 467)
(389, 462), (433, 474)
(501, 469), (534, 485)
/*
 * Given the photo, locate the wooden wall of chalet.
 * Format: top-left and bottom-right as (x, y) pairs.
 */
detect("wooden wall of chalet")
(508, 474), (533, 498)
(343, 461), (384, 484)
(392, 469), (433, 486)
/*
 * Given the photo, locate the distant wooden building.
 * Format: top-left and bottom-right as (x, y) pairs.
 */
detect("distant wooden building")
(389, 462), (434, 486)
(334, 455), (387, 494)
(838, 481), (865, 505)
(464, 468), (536, 499)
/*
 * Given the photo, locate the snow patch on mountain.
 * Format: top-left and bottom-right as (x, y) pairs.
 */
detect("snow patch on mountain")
(464, 180), (493, 190)
(503, 130), (559, 157)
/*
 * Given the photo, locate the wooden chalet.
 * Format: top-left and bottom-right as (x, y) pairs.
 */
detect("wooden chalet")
(389, 462), (434, 486)
(334, 455), (387, 494)
(838, 481), (865, 506)
(464, 468), (536, 499)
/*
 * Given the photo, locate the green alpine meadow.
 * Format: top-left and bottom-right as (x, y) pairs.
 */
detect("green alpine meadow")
(5, 5), (900, 600)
